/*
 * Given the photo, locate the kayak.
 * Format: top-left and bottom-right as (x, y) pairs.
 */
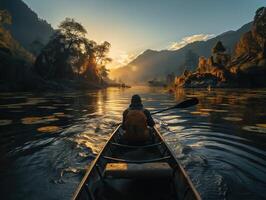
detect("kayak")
(72, 125), (201, 200)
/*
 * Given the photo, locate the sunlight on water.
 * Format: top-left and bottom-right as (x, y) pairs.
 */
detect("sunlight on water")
(0, 87), (266, 200)
(190, 111), (210, 116)
(21, 116), (59, 124)
(223, 117), (243, 121)
(37, 126), (62, 133)
(242, 125), (266, 134)
(256, 123), (266, 128)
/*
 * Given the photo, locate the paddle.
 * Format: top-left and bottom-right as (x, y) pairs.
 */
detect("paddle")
(151, 97), (199, 115)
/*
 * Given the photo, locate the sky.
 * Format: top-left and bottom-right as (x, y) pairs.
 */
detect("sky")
(23, 0), (265, 69)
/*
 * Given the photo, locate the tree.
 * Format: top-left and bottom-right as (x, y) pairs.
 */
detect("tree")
(0, 10), (12, 26)
(95, 41), (111, 65)
(253, 7), (266, 57)
(99, 66), (110, 79)
(35, 18), (89, 79)
(212, 41), (226, 54)
(58, 18), (87, 50)
(81, 40), (111, 81)
(34, 18), (112, 83)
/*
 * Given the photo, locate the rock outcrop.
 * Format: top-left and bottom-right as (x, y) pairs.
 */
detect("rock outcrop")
(175, 7), (266, 88)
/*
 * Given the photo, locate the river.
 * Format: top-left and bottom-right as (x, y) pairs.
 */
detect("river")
(0, 86), (266, 200)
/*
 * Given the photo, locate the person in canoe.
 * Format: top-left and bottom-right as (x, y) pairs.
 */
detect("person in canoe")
(122, 94), (155, 144)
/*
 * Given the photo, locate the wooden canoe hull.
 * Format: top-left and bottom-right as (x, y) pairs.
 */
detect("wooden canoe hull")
(72, 125), (201, 200)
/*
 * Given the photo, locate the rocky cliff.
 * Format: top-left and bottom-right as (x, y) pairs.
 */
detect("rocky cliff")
(111, 22), (252, 84)
(0, 0), (54, 53)
(175, 7), (266, 88)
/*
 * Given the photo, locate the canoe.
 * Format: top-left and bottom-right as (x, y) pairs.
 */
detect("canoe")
(72, 125), (201, 200)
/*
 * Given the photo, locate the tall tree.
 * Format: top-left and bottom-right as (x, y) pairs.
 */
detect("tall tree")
(35, 18), (88, 79)
(253, 7), (266, 57)
(35, 18), (112, 83)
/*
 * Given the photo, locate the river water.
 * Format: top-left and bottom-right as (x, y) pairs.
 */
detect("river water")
(0, 86), (266, 200)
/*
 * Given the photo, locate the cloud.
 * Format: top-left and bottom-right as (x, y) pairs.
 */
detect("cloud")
(169, 34), (215, 50)
(107, 51), (140, 69)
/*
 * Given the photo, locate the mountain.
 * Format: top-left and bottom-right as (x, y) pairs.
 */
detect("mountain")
(111, 22), (252, 83)
(0, 0), (54, 52)
(175, 7), (266, 88)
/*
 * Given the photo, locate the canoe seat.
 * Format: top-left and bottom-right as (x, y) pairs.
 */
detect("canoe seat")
(103, 162), (173, 179)
(110, 142), (163, 148)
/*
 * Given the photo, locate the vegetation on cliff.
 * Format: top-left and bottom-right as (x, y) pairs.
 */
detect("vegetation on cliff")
(0, 10), (37, 91)
(111, 22), (252, 84)
(0, 9), (112, 91)
(0, 0), (54, 53)
(174, 7), (266, 88)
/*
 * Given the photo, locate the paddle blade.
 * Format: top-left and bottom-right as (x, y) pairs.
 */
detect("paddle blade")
(175, 97), (199, 108)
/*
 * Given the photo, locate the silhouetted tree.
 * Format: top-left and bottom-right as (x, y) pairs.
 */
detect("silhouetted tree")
(35, 18), (89, 79)
(254, 7), (266, 57)
(95, 41), (112, 65)
(81, 40), (111, 81)
(35, 18), (111, 83)
(212, 41), (226, 53)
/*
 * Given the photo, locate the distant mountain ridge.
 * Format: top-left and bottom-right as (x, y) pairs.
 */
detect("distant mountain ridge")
(0, 0), (54, 51)
(111, 22), (252, 83)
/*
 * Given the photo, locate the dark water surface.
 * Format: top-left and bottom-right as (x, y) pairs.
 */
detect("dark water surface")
(0, 87), (266, 200)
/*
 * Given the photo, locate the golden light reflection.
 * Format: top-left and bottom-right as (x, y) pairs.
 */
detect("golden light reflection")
(53, 112), (73, 118)
(189, 141), (205, 148)
(190, 111), (210, 116)
(37, 126), (62, 133)
(200, 108), (215, 112)
(256, 124), (266, 128)
(75, 134), (108, 154)
(21, 116), (59, 125)
(223, 117), (243, 122)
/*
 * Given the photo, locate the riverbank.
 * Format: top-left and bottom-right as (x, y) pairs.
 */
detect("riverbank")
(0, 77), (108, 92)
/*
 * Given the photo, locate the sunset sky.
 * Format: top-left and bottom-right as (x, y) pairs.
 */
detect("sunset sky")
(23, 0), (265, 69)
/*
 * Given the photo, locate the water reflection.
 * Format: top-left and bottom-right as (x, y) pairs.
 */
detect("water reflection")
(0, 119), (12, 126)
(21, 116), (59, 124)
(0, 87), (266, 200)
(37, 126), (62, 133)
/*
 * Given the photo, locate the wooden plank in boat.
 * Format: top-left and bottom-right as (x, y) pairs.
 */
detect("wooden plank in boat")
(104, 162), (173, 178)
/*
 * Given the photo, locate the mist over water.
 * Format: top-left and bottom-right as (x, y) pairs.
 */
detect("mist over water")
(0, 86), (266, 200)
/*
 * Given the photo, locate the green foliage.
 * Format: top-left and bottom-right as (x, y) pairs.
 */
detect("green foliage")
(35, 18), (111, 82)
(0, 0), (54, 52)
(95, 41), (112, 64)
(254, 7), (266, 42)
(0, 10), (11, 25)
(59, 18), (87, 37)
(212, 41), (226, 53)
